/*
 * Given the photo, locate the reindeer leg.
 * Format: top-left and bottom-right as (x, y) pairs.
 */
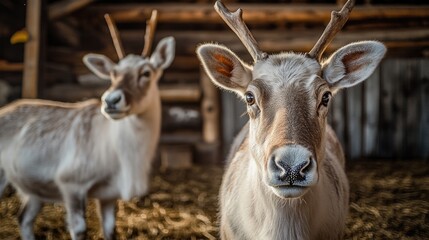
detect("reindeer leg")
(62, 189), (87, 240)
(18, 195), (42, 240)
(96, 199), (117, 240)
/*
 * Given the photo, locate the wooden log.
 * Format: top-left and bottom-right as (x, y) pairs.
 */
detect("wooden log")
(121, 28), (429, 57)
(159, 84), (201, 103)
(363, 67), (380, 157)
(200, 68), (220, 144)
(49, 0), (95, 20)
(160, 131), (201, 145)
(84, 4), (429, 24)
(0, 60), (23, 72)
(23, 0), (42, 98)
(43, 83), (202, 103)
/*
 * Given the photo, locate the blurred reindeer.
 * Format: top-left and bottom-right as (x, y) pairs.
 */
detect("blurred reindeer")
(0, 10), (175, 240)
(197, 1), (385, 239)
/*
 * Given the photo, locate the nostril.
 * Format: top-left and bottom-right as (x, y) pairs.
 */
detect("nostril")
(299, 157), (312, 177)
(110, 95), (121, 104)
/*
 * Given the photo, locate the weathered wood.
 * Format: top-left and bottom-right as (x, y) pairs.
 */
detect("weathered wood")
(363, 67), (380, 157)
(221, 91), (248, 157)
(402, 59), (421, 158)
(378, 59), (396, 158)
(49, 0), (94, 20)
(346, 83), (363, 160)
(22, 0), (42, 98)
(122, 28), (429, 56)
(43, 83), (202, 103)
(159, 84), (201, 103)
(419, 59), (429, 160)
(84, 4), (429, 24)
(0, 60), (23, 72)
(331, 89), (346, 151)
(160, 131), (201, 145)
(200, 68), (220, 143)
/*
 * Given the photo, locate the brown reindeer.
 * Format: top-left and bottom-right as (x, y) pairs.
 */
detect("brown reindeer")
(197, 1), (385, 239)
(0, 11), (175, 240)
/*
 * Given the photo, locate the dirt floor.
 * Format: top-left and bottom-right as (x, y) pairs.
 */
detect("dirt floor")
(0, 160), (428, 240)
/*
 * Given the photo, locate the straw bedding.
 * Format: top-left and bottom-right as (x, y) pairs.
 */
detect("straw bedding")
(0, 160), (427, 239)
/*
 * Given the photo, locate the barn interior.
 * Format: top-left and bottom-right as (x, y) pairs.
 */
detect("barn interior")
(0, 0), (428, 239)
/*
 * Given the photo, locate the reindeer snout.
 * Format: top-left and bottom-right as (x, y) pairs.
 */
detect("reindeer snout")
(104, 90), (125, 109)
(268, 145), (317, 186)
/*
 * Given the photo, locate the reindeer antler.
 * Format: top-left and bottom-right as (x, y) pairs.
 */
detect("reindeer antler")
(104, 13), (125, 59)
(215, 1), (267, 62)
(142, 10), (158, 57)
(307, 0), (355, 61)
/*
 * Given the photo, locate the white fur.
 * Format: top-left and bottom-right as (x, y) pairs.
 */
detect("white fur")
(0, 36), (175, 240)
(198, 40), (385, 240)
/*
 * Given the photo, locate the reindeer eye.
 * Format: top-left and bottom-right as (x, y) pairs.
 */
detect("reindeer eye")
(141, 71), (150, 78)
(245, 91), (255, 106)
(321, 92), (331, 107)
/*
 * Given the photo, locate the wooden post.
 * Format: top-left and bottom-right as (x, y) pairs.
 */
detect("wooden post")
(197, 67), (221, 163)
(200, 68), (220, 143)
(23, 0), (42, 98)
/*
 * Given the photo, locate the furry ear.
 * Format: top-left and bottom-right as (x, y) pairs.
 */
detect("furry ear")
(83, 54), (115, 80)
(322, 41), (386, 89)
(197, 44), (252, 95)
(150, 36), (175, 70)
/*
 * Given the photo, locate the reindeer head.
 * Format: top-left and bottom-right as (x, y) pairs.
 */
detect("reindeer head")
(84, 11), (175, 120)
(197, 0), (385, 199)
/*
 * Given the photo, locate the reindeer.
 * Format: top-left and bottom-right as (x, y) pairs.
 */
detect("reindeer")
(0, 11), (175, 240)
(197, 1), (386, 239)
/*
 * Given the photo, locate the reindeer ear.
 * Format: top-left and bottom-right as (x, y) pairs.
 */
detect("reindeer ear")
(151, 37), (175, 70)
(197, 44), (252, 95)
(83, 54), (114, 80)
(322, 41), (386, 89)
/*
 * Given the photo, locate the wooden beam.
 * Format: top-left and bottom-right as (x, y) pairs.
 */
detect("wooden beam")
(0, 60), (23, 72)
(23, 0), (42, 98)
(49, 0), (94, 20)
(200, 68), (220, 144)
(84, 4), (429, 24)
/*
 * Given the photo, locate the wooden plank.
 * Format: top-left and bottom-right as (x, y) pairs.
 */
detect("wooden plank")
(160, 145), (193, 170)
(49, 0), (95, 20)
(200, 68), (220, 144)
(43, 83), (202, 103)
(159, 84), (201, 103)
(221, 92), (248, 157)
(22, 0), (42, 98)
(419, 59), (429, 160)
(331, 90), (346, 150)
(403, 59), (421, 158)
(121, 28), (429, 57)
(84, 4), (429, 24)
(378, 59), (396, 158)
(392, 60), (405, 159)
(346, 84), (363, 160)
(0, 60), (23, 72)
(363, 67), (380, 157)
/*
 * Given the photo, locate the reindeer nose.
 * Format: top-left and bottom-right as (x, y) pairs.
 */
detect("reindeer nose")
(104, 90), (124, 108)
(269, 145), (316, 185)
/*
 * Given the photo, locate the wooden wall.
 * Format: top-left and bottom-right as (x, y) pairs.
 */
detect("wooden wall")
(222, 59), (429, 160)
